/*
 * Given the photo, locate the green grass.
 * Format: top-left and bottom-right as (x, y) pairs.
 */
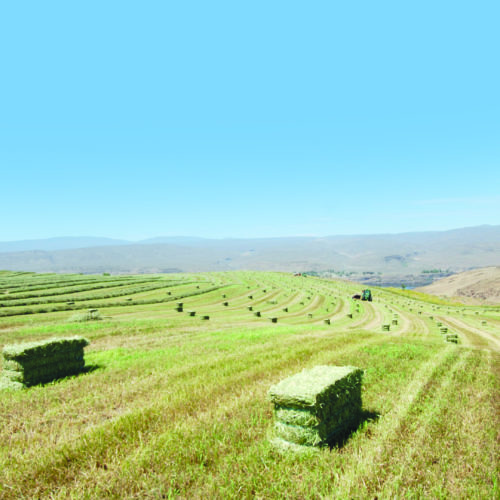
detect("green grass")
(0, 270), (498, 498)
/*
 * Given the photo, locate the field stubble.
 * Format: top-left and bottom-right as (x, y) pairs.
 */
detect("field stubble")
(0, 271), (498, 499)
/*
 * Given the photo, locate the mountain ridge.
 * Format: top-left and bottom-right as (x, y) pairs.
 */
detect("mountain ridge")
(1, 224), (498, 253)
(0, 226), (498, 280)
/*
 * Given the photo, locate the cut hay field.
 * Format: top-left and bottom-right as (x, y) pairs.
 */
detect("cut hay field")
(0, 270), (498, 499)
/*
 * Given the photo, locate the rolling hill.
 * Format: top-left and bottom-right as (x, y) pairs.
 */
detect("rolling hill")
(0, 270), (498, 498)
(417, 266), (500, 304)
(0, 226), (498, 281)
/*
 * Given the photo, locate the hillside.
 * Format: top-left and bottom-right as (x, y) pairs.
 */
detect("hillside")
(0, 226), (499, 281)
(0, 270), (498, 498)
(417, 266), (500, 304)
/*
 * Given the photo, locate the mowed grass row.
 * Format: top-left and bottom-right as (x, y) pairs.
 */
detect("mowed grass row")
(0, 270), (498, 498)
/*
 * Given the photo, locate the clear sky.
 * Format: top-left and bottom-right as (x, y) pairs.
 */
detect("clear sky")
(1, 1), (499, 241)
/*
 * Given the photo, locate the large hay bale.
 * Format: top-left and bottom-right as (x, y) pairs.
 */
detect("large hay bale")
(268, 365), (363, 449)
(1, 337), (89, 389)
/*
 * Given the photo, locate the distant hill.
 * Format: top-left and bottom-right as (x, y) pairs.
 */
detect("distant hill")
(417, 266), (500, 304)
(0, 237), (130, 253)
(0, 226), (498, 281)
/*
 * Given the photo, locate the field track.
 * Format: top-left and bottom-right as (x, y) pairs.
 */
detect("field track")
(0, 270), (498, 499)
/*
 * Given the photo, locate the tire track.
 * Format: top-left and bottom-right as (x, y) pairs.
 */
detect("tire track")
(442, 317), (500, 352)
(340, 346), (455, 495)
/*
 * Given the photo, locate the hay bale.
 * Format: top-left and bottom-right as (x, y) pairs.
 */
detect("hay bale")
(223, 301), (229, 306)
(201, 315), (210, 320)
(382, 324), (390, 331)
(187, 311), (196, 317)
(1, 337), (89, 389)
(268, 365), (363, 449)
(268, 436), (320, 455)
(269, 317), (278, 323)
(69, 310), (102, 322)
(324, 319), (331, 325)
(248, 306), (253, 311)
(254, 311), (261, 317)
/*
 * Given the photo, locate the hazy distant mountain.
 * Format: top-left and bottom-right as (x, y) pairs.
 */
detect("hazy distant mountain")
(0, 225), (498, 278)
(0, 236), (212, 253)
(137, 236), (209, 246)
(0, 236), (130, 253)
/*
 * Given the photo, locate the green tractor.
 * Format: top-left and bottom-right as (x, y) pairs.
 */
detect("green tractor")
(353, 289), (373, 301)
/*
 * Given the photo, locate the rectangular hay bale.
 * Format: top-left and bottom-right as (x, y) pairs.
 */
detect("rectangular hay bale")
(1, 337), (89, 389)
(268, 365), (363, 449)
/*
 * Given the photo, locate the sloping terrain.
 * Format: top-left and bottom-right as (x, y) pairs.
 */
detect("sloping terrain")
(417, 266), (500, 304)
(0, 270), (498, 498)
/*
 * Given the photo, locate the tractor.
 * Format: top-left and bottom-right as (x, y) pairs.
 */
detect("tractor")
(352, 289), (372, 301)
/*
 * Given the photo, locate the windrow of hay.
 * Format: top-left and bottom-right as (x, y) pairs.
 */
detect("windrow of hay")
(68, 309), (102, 322)
(1, 337), (89, 390)
(268, 365), (363, 450)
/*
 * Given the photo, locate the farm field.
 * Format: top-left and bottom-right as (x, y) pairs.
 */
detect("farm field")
(0, 270), (498, 499)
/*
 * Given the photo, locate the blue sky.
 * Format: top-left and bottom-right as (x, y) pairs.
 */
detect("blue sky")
(1, 1), (499, 241)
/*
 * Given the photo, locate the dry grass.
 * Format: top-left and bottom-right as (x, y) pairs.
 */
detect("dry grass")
(0, 271), (498, 498)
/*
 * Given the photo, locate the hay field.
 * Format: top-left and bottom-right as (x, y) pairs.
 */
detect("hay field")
(0, 270), (498, 498)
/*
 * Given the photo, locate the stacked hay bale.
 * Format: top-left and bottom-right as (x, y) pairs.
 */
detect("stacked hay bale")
(268, 365), (363, 451)
(1, 337), (89, 390)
